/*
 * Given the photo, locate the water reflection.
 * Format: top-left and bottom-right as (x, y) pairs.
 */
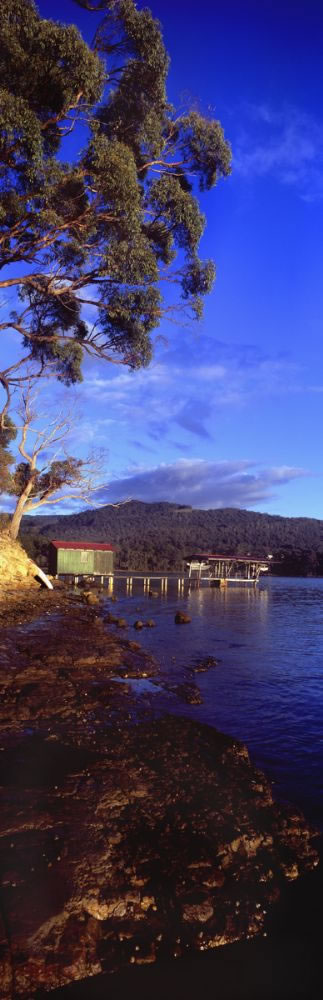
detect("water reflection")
(104, 578), (323, 829)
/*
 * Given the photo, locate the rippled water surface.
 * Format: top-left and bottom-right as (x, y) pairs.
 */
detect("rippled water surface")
(107, 577), (323, 829)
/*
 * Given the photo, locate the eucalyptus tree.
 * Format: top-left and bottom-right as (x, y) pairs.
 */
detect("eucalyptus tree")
(0, 416), (16, 494)
(5, 384), (107, 540)
(0, 0), (231, 433)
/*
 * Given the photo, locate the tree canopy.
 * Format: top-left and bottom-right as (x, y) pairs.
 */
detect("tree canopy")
(4, 383), (107, 539)
(0, 0), (231, 428)
(0, 415), (16, 492)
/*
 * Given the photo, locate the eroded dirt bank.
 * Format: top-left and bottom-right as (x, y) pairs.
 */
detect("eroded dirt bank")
(0, 586), (319, 998)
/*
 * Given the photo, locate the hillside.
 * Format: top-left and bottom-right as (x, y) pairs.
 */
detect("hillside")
(3, 502), (323, 576)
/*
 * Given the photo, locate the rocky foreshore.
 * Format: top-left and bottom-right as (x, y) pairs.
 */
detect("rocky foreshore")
(0, 585), (319, 998)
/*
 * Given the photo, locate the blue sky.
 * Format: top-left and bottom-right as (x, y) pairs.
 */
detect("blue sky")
(3, 0), (323, 517)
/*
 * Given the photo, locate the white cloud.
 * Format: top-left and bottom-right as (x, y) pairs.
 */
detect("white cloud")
(235, 103), (323, 200)
(2, 459), (308, 517)
(94, 458), (308, 509)
(81, 346), (303, 447)
(194, 365), (227, 380)
(0, 494), (14, 514)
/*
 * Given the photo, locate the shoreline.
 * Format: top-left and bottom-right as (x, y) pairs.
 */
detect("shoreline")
(0, 585), (320, 998)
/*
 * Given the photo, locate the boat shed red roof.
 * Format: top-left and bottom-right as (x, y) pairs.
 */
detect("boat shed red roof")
(51, 540), (115, 551)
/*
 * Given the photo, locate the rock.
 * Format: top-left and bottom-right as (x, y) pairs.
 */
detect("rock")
(0, 705), (318, 996)
(172, 682), (203, 705)
(83, 592), (99, 606)
(0, 536), (41, 586)
(75, 655), (97, 667)
(175, 612), (191, 624)
(182, 900), (214, 923)
(93, 615), (104, 627)
(134, 620), (144, 629)
(145, 620), (156, 628)
(0, 911), (12, 998)
(116, 619), (127, 628)
(132, 942), (156, 965)
(193, 655), (219, 673)
(148, 590), (159, 597)
(0, 593), (319, 997)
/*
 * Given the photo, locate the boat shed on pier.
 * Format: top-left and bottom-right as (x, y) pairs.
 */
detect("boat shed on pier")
(186, 553), (270, 585)
(49, 540), (115, 578)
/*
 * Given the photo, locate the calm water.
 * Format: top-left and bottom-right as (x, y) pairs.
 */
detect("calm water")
(106, 577), (323, 830)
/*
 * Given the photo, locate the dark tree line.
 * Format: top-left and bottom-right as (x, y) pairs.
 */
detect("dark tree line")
(3, 501), (323, 575)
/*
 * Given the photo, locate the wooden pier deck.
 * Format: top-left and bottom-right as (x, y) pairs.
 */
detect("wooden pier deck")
(63, 572), (186, 593)
(57, 569), (268, 591)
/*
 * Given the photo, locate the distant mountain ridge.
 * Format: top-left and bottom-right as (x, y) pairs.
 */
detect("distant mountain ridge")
(11, 501), (323, 575)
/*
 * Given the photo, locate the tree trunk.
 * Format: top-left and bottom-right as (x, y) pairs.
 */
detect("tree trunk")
(8, 497), (28, 541)
(8, 466), (38, 540)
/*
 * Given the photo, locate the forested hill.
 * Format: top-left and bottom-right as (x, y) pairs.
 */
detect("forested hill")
(8, 501), (323, 576)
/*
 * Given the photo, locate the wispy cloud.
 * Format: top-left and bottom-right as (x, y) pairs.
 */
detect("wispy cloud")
(129, 439), (156, 453)
(94, 458), (308, 509)
(0, 495), (14, 514)
(175, 400), (213, 439)
(81, 340), (303, 451)
(235, 103), (323, 200)
(3, 457), (308, 517)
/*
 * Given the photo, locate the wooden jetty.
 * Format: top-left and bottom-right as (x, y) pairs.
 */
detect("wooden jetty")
(59, 572), (186, 594)
(50, 540), (271, 591)
(186, 553), (271, 586)
(54, 564), (270, 592)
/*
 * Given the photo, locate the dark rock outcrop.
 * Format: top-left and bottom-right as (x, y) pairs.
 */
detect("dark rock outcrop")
(193, 655), (220, 673)
(168, 682), (204, 705)
(83, 591), (100, 606)
(0, 595), (319, 997)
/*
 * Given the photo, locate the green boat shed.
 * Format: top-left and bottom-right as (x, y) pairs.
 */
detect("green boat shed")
(49, 540), (115, 577)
